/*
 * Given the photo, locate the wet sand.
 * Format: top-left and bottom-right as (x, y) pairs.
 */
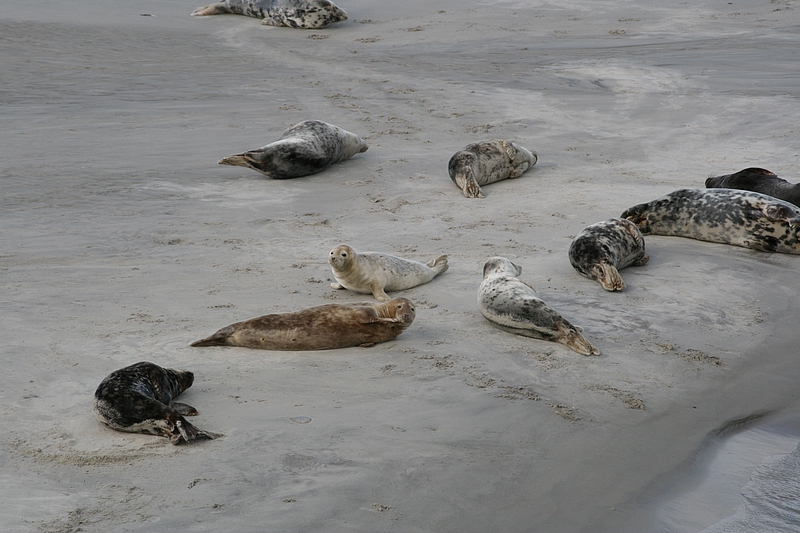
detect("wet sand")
(2, 1), (800, 531)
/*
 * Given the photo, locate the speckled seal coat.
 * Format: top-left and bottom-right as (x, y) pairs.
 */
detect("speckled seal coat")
(448, 140), (537, 198)
(217, 120), (367, 178)
(569, 218), (649, 291)
(94, 362), (222, 445)
(477, 257), (599, 356)
(192, 0), (347, 29)
(621, 188), (800, 254)
(705, 167), (800, 208)
(190, 298), (416, 350)
(329, 244), (448, 302)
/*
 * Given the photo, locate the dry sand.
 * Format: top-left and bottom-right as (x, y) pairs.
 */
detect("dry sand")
(2, 0), (800, 531)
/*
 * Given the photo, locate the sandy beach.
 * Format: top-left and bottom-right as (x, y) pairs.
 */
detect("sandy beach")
(2, 1), (800, 531)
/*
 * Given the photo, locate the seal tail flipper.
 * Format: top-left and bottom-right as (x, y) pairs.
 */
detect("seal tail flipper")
(597, 263), (625, 292)
(557, 323), (600, 356)
(426, 255), (449, 275)
(171, 418), (223, 445)
(191, 3), (233, 16)
(190, 325), (236, 347)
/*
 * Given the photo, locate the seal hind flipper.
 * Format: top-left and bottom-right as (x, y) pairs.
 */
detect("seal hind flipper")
(425, 254), (449, 274)
(556, 325), (600, 356)
(191, 3), (233, 16)
(596, 263), (625, 292)
(173, 418), (223, 444)
(190, 325), (237, 347)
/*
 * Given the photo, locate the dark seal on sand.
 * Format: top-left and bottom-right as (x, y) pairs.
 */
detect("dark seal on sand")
(569, 218), (649, 291)
(94, 362), (222, 445)
(705, 167), (800, 207)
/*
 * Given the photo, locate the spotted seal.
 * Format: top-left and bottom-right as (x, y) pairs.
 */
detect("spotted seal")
(328, 244), (448, 302)
(192, 0), (347, 29)
(190, 298), (416, 350)
(448, 140), (537, 198)
(217, 120), (367, 178)
(705, 167), (800, 208)
(94, 362), (222, 445)
(478, 257), (599, 355)
(569, 218), (649, 291)
(621, 188), (800, 254)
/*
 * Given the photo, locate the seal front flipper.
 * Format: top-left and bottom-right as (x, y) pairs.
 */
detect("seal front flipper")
(763, 204), (800, 227)
(169, 402), (198, 416)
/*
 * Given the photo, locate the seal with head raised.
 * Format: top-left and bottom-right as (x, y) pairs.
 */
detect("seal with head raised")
(621, 188), (800, 255)
(478, 257), (599, 356)
(192, 0), (347, 29)
(190, 298), (416, 350)
(705, 167), (800, 208)
(217, 120), (367, 179)
(448, 140), (537, 198)
(569, 218), (649, 291)
(329, 244), (449, 302)
(94, 362), (222, 445)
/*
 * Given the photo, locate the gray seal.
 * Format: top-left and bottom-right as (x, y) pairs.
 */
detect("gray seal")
(94, 362), (222, 445)
(329, 244), (449, 302)
(478, 257), (599, 356)
(569, 218), (649, 291)
(705, 167), (800, 208)
(192, 0), (347, 29)
(621, 188), (800, 254)
(217, 120), (367, 178)
(448, 140), (537, 198)
(190, 298), (416, 350)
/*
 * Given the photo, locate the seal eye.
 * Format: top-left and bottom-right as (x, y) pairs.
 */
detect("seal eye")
(341, 253), (347, 257)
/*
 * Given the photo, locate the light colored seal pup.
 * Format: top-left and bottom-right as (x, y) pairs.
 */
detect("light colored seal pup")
(448, 140), (537, 198)
(190, 298), (416, 350)
(218, 120), (367, 179)
(94, 362), (222, 445)
(569, 218), (649, 291)
(705, 167), (800, 208)
(192, 0), (347, 29)
(329, 244), (449, 302)
(621, 188), (800, 255)
(478, 257), (599, 356)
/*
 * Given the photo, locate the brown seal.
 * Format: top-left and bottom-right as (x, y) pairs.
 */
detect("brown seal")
(705, 167), (800, 207)
(190, 298), (416, 350)
(329, 244), (448, 302)
(94, 361), (222, 445)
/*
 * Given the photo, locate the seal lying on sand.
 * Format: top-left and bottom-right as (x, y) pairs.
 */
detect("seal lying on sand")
(329, 244), (448, 302)
(705, 167), (800, 207)
(569, 218), (649, 291)
(621, 188), (800, 255)
(191, 298), (416, 350)
(192, 0), (347, 29)
(448, 140), (537, 198)
(94, 362), (222, 445)
(478, 257), (599, 356)
(218, 120), (367, 178)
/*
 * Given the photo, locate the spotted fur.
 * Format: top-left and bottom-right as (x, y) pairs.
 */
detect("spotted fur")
(192, 0), (347, 29)
(94, 362), (221, 445)
(569, 218), (649, 291)
(621, 188), (800, 254)
(705, 167), (800, 208)
(477, 257), (599, 355)
(448, 140), (537, 198)
(217, 120), (367, 179)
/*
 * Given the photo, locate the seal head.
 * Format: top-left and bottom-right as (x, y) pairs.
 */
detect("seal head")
(93, 362), (222, 444)
(477, 257), (599, 355)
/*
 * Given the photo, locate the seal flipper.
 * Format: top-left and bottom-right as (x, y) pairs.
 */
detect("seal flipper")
(763, 203), (800, 227)
(190, 324), (237, 347)
(172, 417), (223, 445)
(425, 255), (449, 275)
(597, 263), (625, 292)
(556, 323), (600, 356)
(191, 3), (233, 16)
(169, 402), (198, 416)
(460, 168), (485, 199)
